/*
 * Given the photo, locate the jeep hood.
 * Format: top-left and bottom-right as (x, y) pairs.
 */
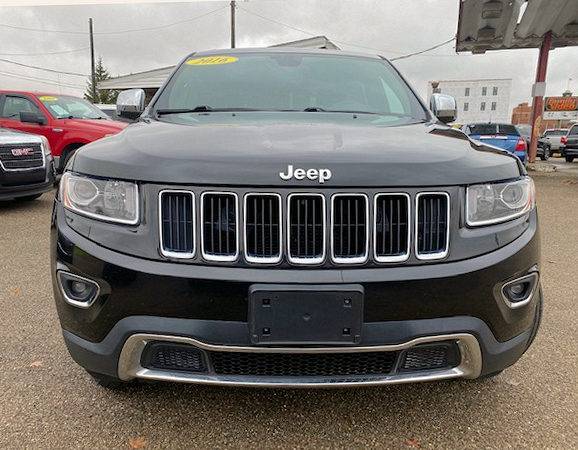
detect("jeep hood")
(71, 114), (522, 187)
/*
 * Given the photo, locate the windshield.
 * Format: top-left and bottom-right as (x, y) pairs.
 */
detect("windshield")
(468, 124), (519, 136)
(544, 130), (566, 136)
(38, 95), (109, 120)
(153, 52), (427, 122)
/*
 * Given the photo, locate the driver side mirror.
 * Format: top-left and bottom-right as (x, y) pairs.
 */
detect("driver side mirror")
(117, 89), (145, 120)
(20, 111), (47, 125)
(430, 93), (457, 124)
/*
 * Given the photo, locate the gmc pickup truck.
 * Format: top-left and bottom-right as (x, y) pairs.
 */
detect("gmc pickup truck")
(0, 91), (126, 172)
(51, 48), (541, 389)
(0, 127), (55, 201)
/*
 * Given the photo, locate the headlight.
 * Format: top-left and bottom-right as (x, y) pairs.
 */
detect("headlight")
(60, 172), (139, 225)
(466, 177), (535, 226)
(40, 136), (51, 156)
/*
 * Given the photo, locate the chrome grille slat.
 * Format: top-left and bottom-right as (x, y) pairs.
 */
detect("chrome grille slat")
(287, 193), (325, 265)
(415, 192), (449, 260)
(159, 190), (195, 259)
(331, 194), (369, 264)
(374, 193), (410, 262)
(201, 192), (239, 262)
(244, 193), (282, 263)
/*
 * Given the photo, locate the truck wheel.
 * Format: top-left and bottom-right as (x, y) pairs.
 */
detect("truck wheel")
(86, 370), (130, 390)
(566, 155), (575, 163)
(58, 144), (84, 173)
(541, 147), (550, 161)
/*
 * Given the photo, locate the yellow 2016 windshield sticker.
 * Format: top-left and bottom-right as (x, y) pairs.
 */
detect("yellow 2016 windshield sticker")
(39, 96), (58, 101)
(185, 55), (238, 66)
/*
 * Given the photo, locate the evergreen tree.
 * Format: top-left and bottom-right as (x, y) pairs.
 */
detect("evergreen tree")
(84, 57), (118, 104)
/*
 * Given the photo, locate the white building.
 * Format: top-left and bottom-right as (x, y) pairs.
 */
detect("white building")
(427, 79), (512, 125)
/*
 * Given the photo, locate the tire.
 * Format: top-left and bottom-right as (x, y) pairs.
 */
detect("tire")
(566, 155), (575, 163)
(15, 193), (43, 202)
(540, 146), (550, 161)
(479, 369), (504, 379)
(58, 144), (83, 173)
(86, 370), (129, 390)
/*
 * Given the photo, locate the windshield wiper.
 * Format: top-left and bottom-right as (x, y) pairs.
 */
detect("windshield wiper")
(156, 106), (265, 116)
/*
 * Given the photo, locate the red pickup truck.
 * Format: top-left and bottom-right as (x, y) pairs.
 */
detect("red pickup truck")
(0, 90), (127, 171)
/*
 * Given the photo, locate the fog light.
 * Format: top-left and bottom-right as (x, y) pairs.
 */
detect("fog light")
(57, 271), (100, 308)
(501, 273), (539, 309)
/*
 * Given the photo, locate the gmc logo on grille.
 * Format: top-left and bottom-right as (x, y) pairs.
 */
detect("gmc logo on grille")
(11, 147), (34, 157)
(279, 165), (332, 184)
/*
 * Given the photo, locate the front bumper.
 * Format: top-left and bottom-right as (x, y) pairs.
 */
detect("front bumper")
(0, 159), (56, 200)
(52, 201), (541, 386)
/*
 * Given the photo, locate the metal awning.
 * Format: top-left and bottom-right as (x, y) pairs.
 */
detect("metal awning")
(457, 0), (578, 53)
(98, 36), (339, 90)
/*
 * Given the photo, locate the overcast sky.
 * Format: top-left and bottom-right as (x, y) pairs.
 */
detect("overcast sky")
(0, 0), (576, 113)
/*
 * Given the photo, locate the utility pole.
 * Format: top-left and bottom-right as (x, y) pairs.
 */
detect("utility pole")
(89, 18), (96, 101)
(230, 1), (236, 48)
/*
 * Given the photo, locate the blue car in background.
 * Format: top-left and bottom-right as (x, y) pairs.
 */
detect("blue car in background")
(463, 123), (527, 164)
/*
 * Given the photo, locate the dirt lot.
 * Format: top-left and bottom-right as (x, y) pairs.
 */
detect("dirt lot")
(0, 170), (577, 449)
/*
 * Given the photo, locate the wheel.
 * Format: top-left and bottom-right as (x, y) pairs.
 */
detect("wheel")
(15, 193), (42, 202)
(566, 155), (575, 163)
(540, 146), (550, 161)
(86, 370), (129, 389)
(58, 144), (84, 173)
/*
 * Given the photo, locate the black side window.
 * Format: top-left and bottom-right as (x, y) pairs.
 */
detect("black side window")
(570, 126), (578, 136)
(0, 96), (40, 119)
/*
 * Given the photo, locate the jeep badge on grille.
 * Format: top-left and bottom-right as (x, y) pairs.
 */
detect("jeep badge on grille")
(279, 164), (332, 184)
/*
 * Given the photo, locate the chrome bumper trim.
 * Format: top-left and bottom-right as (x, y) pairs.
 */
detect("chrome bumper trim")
(118, 333), (482, 387)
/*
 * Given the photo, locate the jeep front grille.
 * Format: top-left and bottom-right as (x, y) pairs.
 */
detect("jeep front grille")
(0, 143), (44, 171)
(201, 192), (239, 261)
(159, 191), (195, 258)
(416, 192), (450, 260)
(244, 193), (282, 263)
(331, 194), (368, 263)
(287, 194), (325, 264)
(158, 189), (451, 265)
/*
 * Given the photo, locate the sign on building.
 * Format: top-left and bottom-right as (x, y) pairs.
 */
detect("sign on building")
(543, 97), (578, 120)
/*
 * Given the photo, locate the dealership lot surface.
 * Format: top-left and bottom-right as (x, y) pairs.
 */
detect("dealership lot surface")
(1, 170), (577, 449)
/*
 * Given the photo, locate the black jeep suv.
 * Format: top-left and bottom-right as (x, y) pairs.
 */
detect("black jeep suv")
(51, 49), (541, 388)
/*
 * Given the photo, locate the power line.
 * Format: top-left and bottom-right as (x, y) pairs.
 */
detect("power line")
(0, 47), (89, 56)
(390, 38), (456, 61)
(0, 57), (88, 77)
(0, 70), (85, 89)
(238, 6), (456, 59)
(0, 5), (228, 35)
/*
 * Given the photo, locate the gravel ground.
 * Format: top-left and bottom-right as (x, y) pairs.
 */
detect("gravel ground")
(0, 173), (577, 449)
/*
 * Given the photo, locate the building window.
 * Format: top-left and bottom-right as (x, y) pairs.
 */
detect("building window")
(481, 102), (486, 111)
(464, 102), (469, 111)
(493, 86), (498, 96)
(482, 87), (487, 96)
(465, 87), (470, 96)
(491, 102), (497, 111)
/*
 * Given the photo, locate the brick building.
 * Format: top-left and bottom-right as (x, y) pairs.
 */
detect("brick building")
(511, 101), (574, 133)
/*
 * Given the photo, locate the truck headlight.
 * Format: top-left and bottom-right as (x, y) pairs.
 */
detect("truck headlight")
(466, 177), (535, 226)
(60, 172), (139, 225)
(40, 136), (51, 156)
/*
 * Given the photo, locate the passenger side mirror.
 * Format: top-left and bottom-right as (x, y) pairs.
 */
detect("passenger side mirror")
(116, 89), (146, 120)
(20, 111), (47, 125)
(430, 93), (457, 124)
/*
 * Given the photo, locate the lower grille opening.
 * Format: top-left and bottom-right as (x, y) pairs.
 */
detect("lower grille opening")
(209, 351), (397, 377)
(399, 343), (460, 372)
(141, 343), (207, 373)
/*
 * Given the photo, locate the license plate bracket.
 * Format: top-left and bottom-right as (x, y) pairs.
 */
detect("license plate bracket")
(248, 284), (364, 345)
